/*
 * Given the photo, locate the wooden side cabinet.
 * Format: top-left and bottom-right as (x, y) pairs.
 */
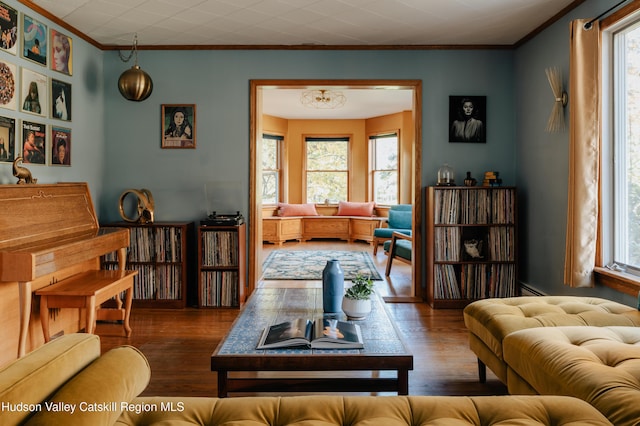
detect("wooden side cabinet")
(425, 186), (518, 309)
(101, 222), (192, 308)
(197, 223), (246, 308)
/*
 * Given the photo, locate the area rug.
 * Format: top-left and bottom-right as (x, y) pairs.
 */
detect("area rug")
(262, 250), (382, 281)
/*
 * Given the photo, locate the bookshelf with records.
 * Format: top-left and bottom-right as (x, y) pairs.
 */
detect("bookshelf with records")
(426, 186), (518, 308)
(101, 222), (192, 308)
(197, 223), (246, 308)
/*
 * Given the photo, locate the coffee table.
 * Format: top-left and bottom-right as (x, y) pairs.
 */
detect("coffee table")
(211, 283), (413, 397)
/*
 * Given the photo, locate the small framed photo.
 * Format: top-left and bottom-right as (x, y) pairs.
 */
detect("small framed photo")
(51, 79), (71, 121)
(20, 67), (47, 117)
(51, 126), (70, 166)
(21, 14), (47, 66)
(449, 95), (486, 143)
(50, 29), (72, 75)
(21, 120), (46, 165)
(0, 115), (16, 162)
(0, 60), (17, 110)
(162, 104), (196, 149)
(0, 1), (18, 55)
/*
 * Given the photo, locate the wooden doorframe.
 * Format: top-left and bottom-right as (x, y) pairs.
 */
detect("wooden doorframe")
(248, 79), (423, 300)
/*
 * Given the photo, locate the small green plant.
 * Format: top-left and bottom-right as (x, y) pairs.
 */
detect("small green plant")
(345, 274), (374, 300)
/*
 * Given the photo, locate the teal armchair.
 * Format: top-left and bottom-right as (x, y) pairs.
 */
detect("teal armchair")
(372, 204), (412, 255)
(384, 231), (412, 275)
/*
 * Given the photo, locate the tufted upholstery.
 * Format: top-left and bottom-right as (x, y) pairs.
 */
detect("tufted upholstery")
(1, 333), (613, 425)
(463, 296), (640, 383)
(503, 326), (640, 426)
(116, 395), (612, 425)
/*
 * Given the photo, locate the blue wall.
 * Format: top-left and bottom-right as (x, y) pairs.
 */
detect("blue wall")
(1, 0), (630, 304)
(99, 48), (516, 223)
(514, 0), (633, 305)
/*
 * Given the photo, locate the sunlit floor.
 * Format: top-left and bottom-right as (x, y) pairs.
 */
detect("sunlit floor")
(259, 239), (413, 299)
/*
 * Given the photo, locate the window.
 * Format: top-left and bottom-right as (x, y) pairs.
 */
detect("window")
(305, 137), (349, 203)
(370, 133), (398, 204)
(262, 134), (282, 204)
(604, 16), (640, 276)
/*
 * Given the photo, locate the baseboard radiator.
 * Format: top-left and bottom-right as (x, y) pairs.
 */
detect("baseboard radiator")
(519, 282), (547, 297)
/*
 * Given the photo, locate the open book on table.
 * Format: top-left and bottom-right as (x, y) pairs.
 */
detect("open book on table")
(256, 318), (364, 349)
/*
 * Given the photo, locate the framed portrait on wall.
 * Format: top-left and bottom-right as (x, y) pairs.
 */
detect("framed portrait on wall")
(20, 67), (47, 117)
(50, 29), (72, 75)
(449, 95), (486, 143)
(0, 60), (17, 110)
(51, 126), (70, 166)
(21, 120), (46, 165)
(21, 14), (47, 66)
(0, 115), (15, 162)
(161, 104), (196, 149)
(51, 79), (71, 121)
(0, 1), (18, 55)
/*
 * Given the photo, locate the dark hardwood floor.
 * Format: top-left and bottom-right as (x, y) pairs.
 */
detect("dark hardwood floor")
(98, 241), (507, 397)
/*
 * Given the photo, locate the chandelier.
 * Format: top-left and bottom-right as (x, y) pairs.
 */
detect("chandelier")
(117, 34), (153, 102)
(300, 89), (346, 109)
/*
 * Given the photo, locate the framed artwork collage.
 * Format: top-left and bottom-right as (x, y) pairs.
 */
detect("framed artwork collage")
(0, 1), (73, 167)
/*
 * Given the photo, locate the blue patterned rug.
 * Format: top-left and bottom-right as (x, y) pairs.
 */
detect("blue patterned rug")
(262, 250), (382, 281)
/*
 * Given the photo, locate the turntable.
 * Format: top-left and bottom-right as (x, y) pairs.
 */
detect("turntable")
(201, 211), (245, 226)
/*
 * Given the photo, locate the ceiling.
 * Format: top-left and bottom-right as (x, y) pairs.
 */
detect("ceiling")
(27, 0), (583, 119)
(30, 0), (581, 48)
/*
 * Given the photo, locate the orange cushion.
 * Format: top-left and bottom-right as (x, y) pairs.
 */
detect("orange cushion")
(278, 203), (318, 216)
(336, 201), (375, 217)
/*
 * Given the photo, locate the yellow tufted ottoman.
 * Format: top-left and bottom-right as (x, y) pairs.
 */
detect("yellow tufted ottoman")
(503, 326), (640, 426)
(463, 296), (640, 384)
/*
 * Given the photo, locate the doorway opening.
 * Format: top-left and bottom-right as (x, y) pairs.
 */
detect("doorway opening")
(248, 80), (423, 301)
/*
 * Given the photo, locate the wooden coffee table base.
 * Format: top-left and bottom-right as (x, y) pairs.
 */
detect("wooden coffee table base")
(211, 285), (413, 397)
(215, 370), (409, 397)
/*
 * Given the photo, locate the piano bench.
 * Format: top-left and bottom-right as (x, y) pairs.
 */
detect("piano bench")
(36, 269), (138, 342)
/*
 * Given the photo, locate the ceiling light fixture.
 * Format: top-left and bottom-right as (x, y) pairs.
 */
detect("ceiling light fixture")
(117, 34), (153, 102)
(301, 89), (346, 109)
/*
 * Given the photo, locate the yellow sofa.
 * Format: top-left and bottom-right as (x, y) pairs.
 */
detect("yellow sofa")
(463, 296), (640, 384)
(1, 333), (612, 425)
(503, 326), (640, 426)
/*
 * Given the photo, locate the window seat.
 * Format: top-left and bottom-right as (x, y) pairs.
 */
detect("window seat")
(263, 215), (384, 246)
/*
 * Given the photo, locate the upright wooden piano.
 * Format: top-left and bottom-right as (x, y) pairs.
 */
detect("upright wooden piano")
(0, 183), (133, 360)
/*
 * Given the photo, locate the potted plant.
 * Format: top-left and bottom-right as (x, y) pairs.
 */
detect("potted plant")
(342, 274), (374, 320)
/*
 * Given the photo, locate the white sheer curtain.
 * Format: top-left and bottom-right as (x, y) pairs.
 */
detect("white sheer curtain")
(564, 19), (601, 288)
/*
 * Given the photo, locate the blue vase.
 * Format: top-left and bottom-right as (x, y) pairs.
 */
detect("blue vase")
(322, 259), (344, 314)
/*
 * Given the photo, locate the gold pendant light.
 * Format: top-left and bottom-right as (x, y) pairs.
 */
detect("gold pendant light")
(117, 34), (153, 102)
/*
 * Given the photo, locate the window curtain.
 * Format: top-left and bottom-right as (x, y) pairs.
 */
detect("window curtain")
(564, 19), (601, 288)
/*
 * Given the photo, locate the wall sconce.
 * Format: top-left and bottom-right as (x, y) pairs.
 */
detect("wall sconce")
(117, 34), (153, 102)
(545, 66), (568, 132)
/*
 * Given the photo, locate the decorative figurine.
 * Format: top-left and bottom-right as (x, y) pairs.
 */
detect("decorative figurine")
(464, 171), (477, 187)
(464, 239), (483, 259)
(118, 188), (155, 224)
(12, 157), (37, 184)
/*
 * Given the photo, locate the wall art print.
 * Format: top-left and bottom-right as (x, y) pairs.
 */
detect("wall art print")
(0, 60), (17, 110)
(21, 120), (46, 165)
(0, 115), (15, 162)
(51, 126), (70, 166)
(51, 79), (71, 121)
(162, 104), (196, 149)
(0, 1), (18, 55)
(22, 14), (47, 66)
(449, 95), (486, 143)
(20, 67), (47, 117)
(50, 29), (72, 75)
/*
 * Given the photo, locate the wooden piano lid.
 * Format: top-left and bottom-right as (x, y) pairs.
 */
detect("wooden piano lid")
(0, 183), (99, 250)
(0, 183), (129, 282)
